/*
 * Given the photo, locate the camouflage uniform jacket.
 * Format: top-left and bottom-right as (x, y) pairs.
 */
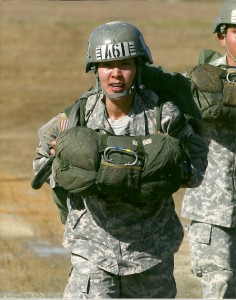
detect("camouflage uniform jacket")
(182, 55), (236, 228)
(33, 89), (208, 276)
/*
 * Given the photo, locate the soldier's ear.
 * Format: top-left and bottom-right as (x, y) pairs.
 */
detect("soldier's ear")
(217, 32), (226, 46)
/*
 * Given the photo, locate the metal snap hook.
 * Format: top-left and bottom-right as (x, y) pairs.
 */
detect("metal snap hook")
(103, 146), (138, 166)
(226, 72), (236, 83)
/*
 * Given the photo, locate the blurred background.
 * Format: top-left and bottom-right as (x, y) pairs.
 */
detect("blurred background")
(0, 1), (223, 298)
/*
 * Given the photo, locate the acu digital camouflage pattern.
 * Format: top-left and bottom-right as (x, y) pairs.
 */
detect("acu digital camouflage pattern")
(64, 254), (176, 298)
(182, 54), (236, 299)
(187, 221), (236, 299)
(33, 88), (208, 298)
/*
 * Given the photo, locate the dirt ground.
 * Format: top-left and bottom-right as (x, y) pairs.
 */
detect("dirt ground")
(0, 1), (223, 298)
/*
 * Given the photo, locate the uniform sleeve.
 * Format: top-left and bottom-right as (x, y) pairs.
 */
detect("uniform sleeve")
(161, 101), (208, 188)
(32, 112), (68, 187)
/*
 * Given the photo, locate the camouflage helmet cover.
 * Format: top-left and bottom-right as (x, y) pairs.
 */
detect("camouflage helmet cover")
(212, 0), (236, 33)
(85, 21), (153, 72)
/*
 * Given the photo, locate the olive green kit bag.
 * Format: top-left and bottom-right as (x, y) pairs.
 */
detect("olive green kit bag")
(52, 126), (184, 201)
(188, 49), (236, 123)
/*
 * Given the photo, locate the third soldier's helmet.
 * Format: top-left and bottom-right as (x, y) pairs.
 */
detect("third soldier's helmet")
(85, 21), (153, 72)
(212, 0), (236, 33)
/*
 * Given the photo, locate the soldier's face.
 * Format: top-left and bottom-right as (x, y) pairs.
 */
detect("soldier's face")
(219, 25), (236, 66)
(97, 58), (136, 97)
(226, 26), (236, 61)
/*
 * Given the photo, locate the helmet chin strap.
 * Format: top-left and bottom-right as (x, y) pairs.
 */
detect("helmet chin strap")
(101, 85), (135, 100)
(225, 42), (236, 64)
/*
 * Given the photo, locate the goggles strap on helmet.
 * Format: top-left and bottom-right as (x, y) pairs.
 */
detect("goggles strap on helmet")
(220, 24), (227, 37)
(137, 61), (145, 91)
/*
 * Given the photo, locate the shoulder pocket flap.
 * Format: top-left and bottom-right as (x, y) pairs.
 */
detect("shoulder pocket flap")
(187, 222), (212, 244)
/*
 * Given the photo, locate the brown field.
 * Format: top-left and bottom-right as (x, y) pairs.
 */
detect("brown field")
(0, 1), (223, 298)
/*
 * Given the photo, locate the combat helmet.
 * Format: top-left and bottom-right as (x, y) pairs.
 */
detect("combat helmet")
(85, 21), (153, 72)
(85, 21), (153, 99)
(212, 0), (236, 33)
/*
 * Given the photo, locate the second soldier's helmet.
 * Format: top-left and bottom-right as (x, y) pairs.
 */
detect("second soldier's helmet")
(212, 0), (236, 33)
(85, 21), (153, 72)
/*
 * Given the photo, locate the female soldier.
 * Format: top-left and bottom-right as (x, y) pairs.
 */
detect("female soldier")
(33, 21), (208, 298)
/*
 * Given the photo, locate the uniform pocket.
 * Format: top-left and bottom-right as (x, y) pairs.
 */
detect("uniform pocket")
(64, 272), (90, 298)
(187, 221), (212, 244)
(79, 274), (90, 294)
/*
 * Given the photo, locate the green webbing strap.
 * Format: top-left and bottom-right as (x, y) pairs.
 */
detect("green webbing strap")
(156, 103), (162, 132)
(99, 134), (108, 153)
(136, 136), (146, 167)
(64, 87), (95, 127)
(66, 96), (89, 129)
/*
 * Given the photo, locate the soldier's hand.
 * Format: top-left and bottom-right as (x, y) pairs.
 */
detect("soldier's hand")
(50, 140), (57, 156)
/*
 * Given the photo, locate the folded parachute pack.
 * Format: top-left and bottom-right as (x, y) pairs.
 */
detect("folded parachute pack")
(186, 63), (236, 123)
(52, 126), (185, 201)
